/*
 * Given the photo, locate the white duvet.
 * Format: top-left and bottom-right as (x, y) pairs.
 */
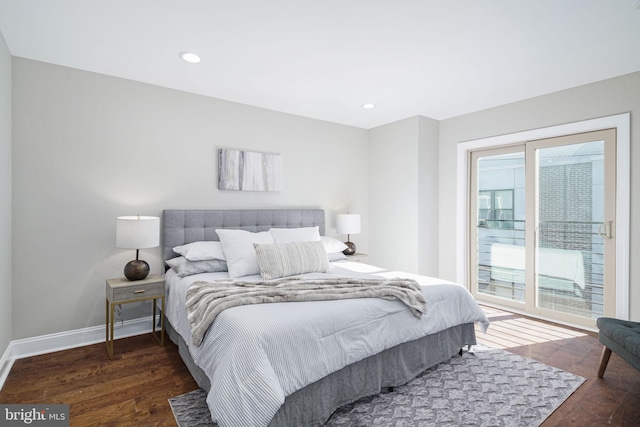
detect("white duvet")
(165, 261), (489, 427)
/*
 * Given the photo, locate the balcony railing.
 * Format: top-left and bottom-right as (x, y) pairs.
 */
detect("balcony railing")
(476, 220), (605, 319)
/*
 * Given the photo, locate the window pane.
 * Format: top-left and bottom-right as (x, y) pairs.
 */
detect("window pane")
(535, 140), (605, 318)
(476, 152), (525, 302)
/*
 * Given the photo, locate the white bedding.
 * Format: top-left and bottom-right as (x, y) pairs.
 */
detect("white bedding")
(165, 261), (489, 427)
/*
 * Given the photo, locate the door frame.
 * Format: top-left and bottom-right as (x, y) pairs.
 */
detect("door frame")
(456, 113), (630, 321)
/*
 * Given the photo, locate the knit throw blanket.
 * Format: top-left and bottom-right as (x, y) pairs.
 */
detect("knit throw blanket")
(185, 277), (427, 347)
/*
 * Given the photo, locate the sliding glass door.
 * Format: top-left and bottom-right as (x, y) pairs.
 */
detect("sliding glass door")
(470, 146), (525, 304)
(470, 129), (616, 327)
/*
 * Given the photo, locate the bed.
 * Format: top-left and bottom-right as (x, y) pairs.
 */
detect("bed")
(162, 208), (489, 427)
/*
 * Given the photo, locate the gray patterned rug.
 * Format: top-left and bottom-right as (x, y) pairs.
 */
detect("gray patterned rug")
(169, 346), (585, 427)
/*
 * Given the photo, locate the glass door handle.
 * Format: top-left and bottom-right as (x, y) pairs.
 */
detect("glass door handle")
(598, 221), (613, 239)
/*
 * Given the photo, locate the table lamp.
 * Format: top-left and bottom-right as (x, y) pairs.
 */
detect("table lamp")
(336, 213), (361, 256)
(116, 215), (160, 281)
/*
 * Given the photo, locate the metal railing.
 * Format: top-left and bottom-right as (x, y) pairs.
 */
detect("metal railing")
(476, 220), (605, 318)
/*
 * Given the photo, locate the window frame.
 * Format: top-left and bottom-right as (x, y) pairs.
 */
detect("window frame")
(456, 113), (630, 322)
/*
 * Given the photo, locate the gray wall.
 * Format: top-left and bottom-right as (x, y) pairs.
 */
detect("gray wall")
(11, 58), (369, 340)
(369, 117), (420, 271)
(7, 57), (640, 342)
(439, 71), (640, 321)
(418, 116), (439, 276)
(0, 32), (12, 356)
(368, 115), (439, 275)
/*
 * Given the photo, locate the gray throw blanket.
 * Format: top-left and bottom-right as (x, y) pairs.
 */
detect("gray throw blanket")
(185, 277), (427, 346)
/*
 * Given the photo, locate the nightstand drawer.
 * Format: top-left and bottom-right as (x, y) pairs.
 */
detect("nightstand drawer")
(346, 253), (368, 263)
(112, 281), (164, 301)
(106, 274), (165, 303)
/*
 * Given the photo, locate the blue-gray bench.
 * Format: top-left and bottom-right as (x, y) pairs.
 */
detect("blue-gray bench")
(597, 317), (640, 377)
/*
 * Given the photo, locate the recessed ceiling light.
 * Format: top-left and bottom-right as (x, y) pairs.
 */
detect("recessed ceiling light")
(179, 52), (201, 64)
(361, 103), (376, 109)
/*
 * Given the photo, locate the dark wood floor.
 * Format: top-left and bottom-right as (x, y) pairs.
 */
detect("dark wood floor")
(475, 306), (640, 426)
(0, 335), (198, 426)
(1, 307), (639, 426)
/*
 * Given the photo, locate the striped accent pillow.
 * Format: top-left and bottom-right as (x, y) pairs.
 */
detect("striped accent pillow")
(254, 241), (330, 280)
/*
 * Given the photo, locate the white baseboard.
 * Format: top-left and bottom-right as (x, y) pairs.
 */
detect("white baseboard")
(0, 316), (153, 391)
(0, 342), (16, 393)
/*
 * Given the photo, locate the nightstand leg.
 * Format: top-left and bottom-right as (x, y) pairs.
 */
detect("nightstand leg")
(152, 298), (157, 336)
(160, 296), (165, 346)
(106, 300), (115, 359)
(151, 297), (165, 347)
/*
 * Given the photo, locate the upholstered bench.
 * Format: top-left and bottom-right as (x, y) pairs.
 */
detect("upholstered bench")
(597, 317), (640, 377)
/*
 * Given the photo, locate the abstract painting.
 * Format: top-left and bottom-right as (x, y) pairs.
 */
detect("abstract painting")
(218, 149), (283, 191)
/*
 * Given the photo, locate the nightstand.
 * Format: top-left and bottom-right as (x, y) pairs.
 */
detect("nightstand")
(346, 253), (368, 263)
(105, 274), (165, 359)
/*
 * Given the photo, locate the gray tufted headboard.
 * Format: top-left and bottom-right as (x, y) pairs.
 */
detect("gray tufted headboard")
(162, 209), (325, 262)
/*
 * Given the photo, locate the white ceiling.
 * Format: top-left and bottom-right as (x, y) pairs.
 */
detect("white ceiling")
(1, 0), (639, 129)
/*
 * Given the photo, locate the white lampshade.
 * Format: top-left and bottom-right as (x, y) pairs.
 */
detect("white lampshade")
(116, 216), (160, 249)
(336, 213), (361, 235)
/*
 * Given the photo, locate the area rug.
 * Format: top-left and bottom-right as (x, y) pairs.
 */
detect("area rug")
(169, 346), (585, 427)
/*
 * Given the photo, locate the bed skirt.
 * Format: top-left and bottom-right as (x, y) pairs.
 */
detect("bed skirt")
(166, 318), (477, 427)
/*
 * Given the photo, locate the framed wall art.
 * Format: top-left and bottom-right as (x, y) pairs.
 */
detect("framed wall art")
(218, 148), (283, 191)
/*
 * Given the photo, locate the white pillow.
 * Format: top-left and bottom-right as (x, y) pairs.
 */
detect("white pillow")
(269, 226), (321, 243)
(165, 256), (228, 276)
(254, 241), (330, 280)
(173, 241), (226, 262)
(216, 229), (274, 278)
(328, 252), (347, 262)
(320, 236), (348, 253)
(165, 256), (184, 269)
(179, 259), (227, 277)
